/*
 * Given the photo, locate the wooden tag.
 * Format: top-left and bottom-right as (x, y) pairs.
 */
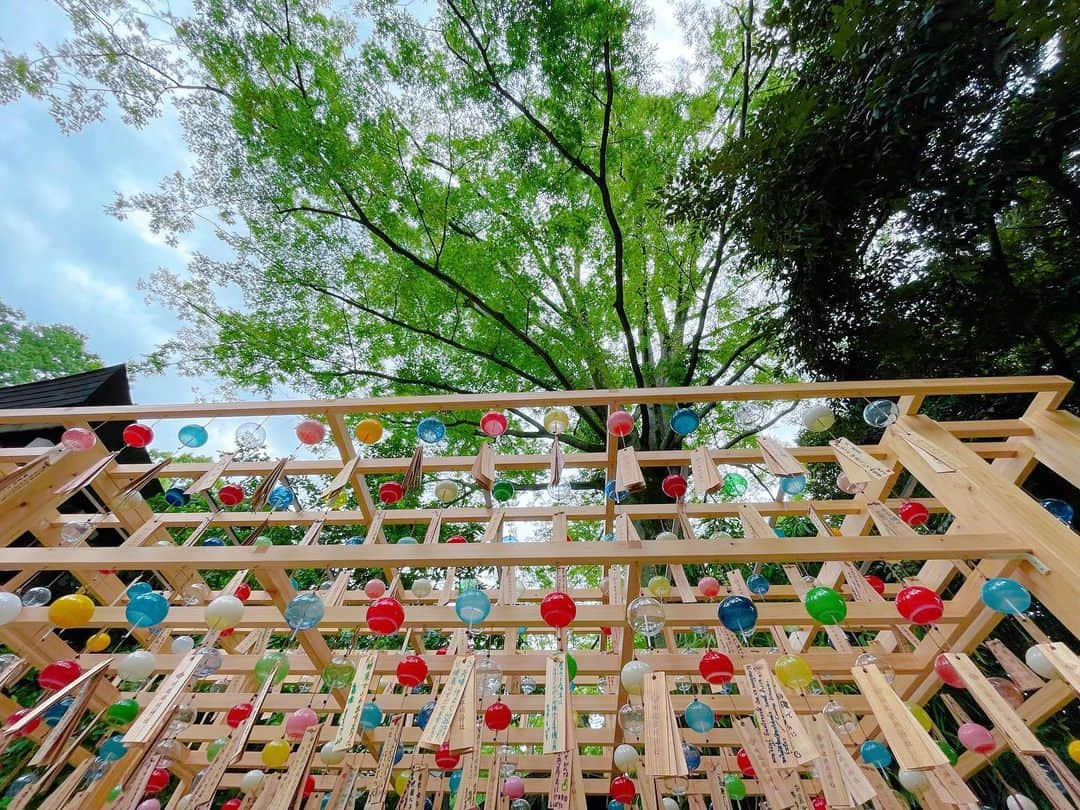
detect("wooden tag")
(325, 767), (361, 810)
(807, 506), (833, 537)
(321, 456), (359, 502)
(0, 655), (26, 690)
(893, 426), (960, 473)
(29, 671), (99, 766)
(251, 456), (289, 509)
(0, 448), (60, 507)
(332, 651), (377, 752)
(419, 655), (475, 750)
(851, 663), (947, 770)
(670, 564), (696, 603)
(689, 447), (722, 495)
(713, 627), (744, 658)
(735, 718), (799, 809)
(944, 653), (1044, 754)
(268, 724), (321, 810)
(864, 766), (906, 810)
(398, 766), (428, 810)
(736, 504), (773, 538)
(448, 665), (476, 753)
(830, 439), (892, 483)
(807, 716), (854, 808)
(109, 752), (163, 810)
(744, 660), (819, 767)
(2, 658), (110, 741)
(471, 442), (495, 490)
(643, 672), (688, 777)
(36, 759), (91, 810)
(1014, 753), (1074, 810)
(55, 450), (120, 495)
(550, 750), (574, 810)
(783, 566), (851, 652)
(549, 436), (564, 487)
(457, 741), (483, 810)
(403, 443), (424, 493)
(569, 742), (587, 810)
(614, 513), (643, 546)
(615, 447), (646, 493)
(365, 716), (405, 810)
(544, 653), (570, 753)
(841, 563), (885, 603)
(119, 457), (172, 499)
(866, 501), (917, 537)
(423, 511), (443, 545)
(248, 774), (280, 810)
(299, 515), (326, 546)
(189, 653), (279, 807)
(1045, 749), (1080, 809)
(927, 764), (980, 808)
(708, 764), (733, 810)
(758, 437), (806, 477)
(824, 723), (877, 805)
(186, 452), (236, 495)
(983, 639), (1044, 692)
(1036, 643), (1080, 695)
(637, 775), (660, 810)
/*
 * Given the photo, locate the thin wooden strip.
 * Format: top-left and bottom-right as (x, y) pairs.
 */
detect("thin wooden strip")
(864, 766), (906, 810)
(298, 514), (326, 547)
(945, 653), (1045, 754)
(744, 660), (819, 767)
(1045, 750), (1080, 809)
(893, 426), (961, 472)
(758, 437), (807, 477)
(119, 457), (172, 498)
(825, 724), (877, 805)
(365, 715), (405, 810)
(321, 456), (359, 502)
(689, 447), (722, 495)
(830, 438), (893, 482)
(1013, 753), (1073, 810)
(1036, 643), (1080, 695)
(55, 451), (120, 495)
(866, 501), (917, 537)
(927, 765), (980, 808)
(457, 737), (483, 810)
(544, 653), (569, 754)
(267, 724), (321, 810)
(186, 452), (236, 496)
(419, 655), (474, 750)
(29, 670), (100, 766)
(423, 511), (443, 545)
(806, 505), (833, 537)
(469, 441), (495, 490)
(736, 504), (774, 538)
(2, 658), (111, 740)
(734, 718), (799, 809)
(549, 749), (574, 810)
(332, 651), (377, 752)
(402, 444), (424, 493)
(481, 509), (505, 542)
(615, 447), (646, 493)
(0, 449), (58, 506)
(251, 456), (289, 510)
(983, 639), (1044, 692)
(37, 760), (91, 810)
(850, 664), (948, 770)
(807, 715), (854, 808)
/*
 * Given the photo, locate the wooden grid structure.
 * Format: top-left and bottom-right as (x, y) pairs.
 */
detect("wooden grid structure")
(0, 375), (1077, 809)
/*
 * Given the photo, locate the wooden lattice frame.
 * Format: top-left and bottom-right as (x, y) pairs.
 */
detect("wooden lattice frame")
(0, 375), (1076, 808)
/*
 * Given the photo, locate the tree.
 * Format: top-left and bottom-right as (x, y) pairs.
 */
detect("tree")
(1, 0), (787, 454)
(0, 300), (102, 386)
(669, 0), (1079, 407)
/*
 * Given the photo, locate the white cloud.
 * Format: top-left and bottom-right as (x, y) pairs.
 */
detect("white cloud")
(53, 261), (172, 347)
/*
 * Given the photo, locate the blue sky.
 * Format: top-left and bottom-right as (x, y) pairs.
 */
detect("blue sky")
(0, 3), (201, 405)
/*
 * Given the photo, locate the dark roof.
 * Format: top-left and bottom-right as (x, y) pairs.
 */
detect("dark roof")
(0, 364), (131, 411)
(0, 364), (155, 471)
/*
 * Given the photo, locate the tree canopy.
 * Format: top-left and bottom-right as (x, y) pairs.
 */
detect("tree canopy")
(2, 0), (790, 452)
(669, 0), (1079, 398)
(0, 300), (102, 386)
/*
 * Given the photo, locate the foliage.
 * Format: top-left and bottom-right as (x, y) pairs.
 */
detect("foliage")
(0, 300), (102, 386)
(0, 0), (787, 453)
(669, 0), (1080, 398)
